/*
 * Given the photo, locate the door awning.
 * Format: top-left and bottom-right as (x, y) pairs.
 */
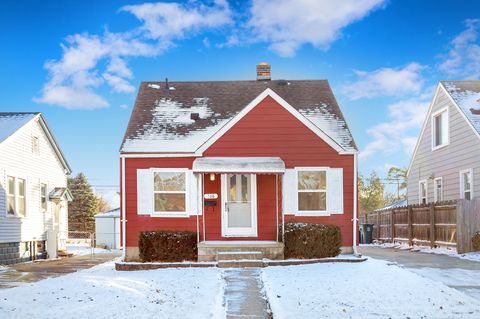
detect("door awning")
(192, 157), (285, 173)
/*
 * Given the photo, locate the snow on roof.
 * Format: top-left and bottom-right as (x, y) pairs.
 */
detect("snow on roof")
(122, 97), (230, 152)
(192, 157), (285, 173)
(96, 208), (120, 218)
(0, 113), (37, 144)
(441, 81), (480, 135)
(299, 103), (355, 152)
(121, 81), (357, 153)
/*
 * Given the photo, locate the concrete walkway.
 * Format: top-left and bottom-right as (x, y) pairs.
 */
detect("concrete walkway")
(359, 246), (480, 299)
(0, 253), (120, 289)
(223, 268), (272, 319)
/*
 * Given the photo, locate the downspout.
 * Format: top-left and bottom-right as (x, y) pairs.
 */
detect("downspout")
(353, 153), (359, 256)
(121, 157), (126, 260)
(275, 174), (279, 242)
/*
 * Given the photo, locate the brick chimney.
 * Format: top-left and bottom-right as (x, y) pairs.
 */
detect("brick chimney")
(256, 62), (271, 81)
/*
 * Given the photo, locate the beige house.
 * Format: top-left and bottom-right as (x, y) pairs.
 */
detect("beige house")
(0, 112), (72, 265)
(407, 81), (480, 204)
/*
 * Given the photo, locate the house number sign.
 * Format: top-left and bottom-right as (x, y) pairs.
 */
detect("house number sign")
(204, 193), (218, 199)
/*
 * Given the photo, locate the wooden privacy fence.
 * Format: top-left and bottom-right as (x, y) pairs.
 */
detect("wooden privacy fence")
(359, 201), (457, 248)
(359, 198), (480, 253)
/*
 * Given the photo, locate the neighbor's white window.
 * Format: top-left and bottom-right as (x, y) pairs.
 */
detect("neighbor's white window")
(460, 169), (473, 200)
(297, 169), (327, 212)
(7, 176), (26, 217)
(41, 183), (48, 211)
(7, 176), (15, 215)
(434, 177), (443, 202)
(432, 108), (449, 149)
(419, 180), (427, 204)
(153, 171), (187, 213)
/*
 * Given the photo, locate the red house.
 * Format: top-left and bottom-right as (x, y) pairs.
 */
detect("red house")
(120, 63), (358, 261)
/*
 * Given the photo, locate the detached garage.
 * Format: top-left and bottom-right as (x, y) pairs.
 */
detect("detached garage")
(95, 208), (120, 249)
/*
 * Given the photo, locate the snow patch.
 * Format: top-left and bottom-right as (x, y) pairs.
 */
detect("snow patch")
(0, 260), (224, 318)
(66, 243), (120, 256)
(262, 258), (480, 318)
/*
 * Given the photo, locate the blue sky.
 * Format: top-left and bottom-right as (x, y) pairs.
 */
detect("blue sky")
(1, 0), (480, 204)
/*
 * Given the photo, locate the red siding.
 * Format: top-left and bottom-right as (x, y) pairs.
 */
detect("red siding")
(124, 158), (197, 248)
(203, 95), (354, 247)
(123, 95), (355, 248)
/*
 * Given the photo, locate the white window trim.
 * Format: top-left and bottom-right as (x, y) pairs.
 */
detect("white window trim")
(150, 168), (189, 217)
(459, 168), (474, 200)
(6, 174), (27, 218)
(295, 167), (329, 216)
(431, 106), (449, 151)
(419, 179), (428, 205)
(433, 177), (443, 203)
(32, 134), (40, 154)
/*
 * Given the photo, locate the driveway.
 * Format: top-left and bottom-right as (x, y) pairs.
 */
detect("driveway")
(359, 245), (480, 299)
(0, 252), (120, 289)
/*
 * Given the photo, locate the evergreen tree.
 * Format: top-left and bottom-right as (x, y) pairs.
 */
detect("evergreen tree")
(358, 171), (385, 215)
(68, 173), (99, 233)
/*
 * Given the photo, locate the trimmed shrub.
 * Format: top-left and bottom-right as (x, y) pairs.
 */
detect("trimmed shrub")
(472, 232), (480, 252)
(282, 223), (342, 259)
(139, 231), (197, 262)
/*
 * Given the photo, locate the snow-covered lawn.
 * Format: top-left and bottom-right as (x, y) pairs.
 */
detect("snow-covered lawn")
(262, 258), (480, 319)
(0, 260), (224, 319)
(368, 242), (480, 262)
(66, 243), (121, 256)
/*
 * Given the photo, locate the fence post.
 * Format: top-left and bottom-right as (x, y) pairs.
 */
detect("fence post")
(377, 211), (381, 240)
(391, 209), (395, 243)
(429, 204), (435, 248)
(407, 206), (413, 246)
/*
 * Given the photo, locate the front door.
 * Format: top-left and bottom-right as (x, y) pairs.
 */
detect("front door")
(222, 174), (257, 237)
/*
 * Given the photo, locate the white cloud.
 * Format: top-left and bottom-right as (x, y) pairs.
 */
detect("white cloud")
(247, 0), (385, 57)
(438, 19), (480, 79)
(360, 98), (429, 159)
(35, 1), (232, 110)
(342, 63), (425, 100)
(121, 0), (232, 40)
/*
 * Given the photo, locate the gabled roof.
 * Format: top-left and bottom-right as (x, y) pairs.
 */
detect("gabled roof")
(120, 80), (357, 154)
(49, 187), (74, 202)
(0, 112), (38, 144)
(441, 80), (480, 137)
(0, 112), (72, 174)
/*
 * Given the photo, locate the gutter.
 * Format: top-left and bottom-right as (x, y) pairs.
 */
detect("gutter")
(121, 157), (126, 260)
(353, 153), (359, 256)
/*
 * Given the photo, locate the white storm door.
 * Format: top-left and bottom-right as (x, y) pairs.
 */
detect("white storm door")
(222, 174), (257, 237)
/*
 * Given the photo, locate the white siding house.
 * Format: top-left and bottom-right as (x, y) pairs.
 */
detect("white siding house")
(0, 113), (72, 265)
(407, 81), (480, 204)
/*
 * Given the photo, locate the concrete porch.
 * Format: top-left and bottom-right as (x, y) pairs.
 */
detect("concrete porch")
(197, 241), (284, 262)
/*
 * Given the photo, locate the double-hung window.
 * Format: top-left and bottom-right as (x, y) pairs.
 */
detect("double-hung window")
(419, 180), (427, 204)
(7, 176), (26, 217)
(297, 169), (327, 212)
(460, 169), (473, 200)
(434, 177), (443, 202)
(432, 108), (449, 150)
(153, 171), (187, 214)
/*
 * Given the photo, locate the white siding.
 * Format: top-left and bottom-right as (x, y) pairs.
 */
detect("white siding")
(408, 88), (480, 203)
(0, 117), (68, 243)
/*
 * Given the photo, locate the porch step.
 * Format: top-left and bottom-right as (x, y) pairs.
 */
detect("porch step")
(217, 260), (264, 268)
(217, 251), (263, 261)
(198, 241), (284, 262)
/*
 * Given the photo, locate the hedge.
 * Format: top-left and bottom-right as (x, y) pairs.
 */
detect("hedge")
(139, 231), (197, 262)
(472, 231), (480, 252)
(282, 223), (342, 259)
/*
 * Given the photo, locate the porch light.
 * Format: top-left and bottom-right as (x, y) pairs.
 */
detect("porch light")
(210, 173), (216, 181)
